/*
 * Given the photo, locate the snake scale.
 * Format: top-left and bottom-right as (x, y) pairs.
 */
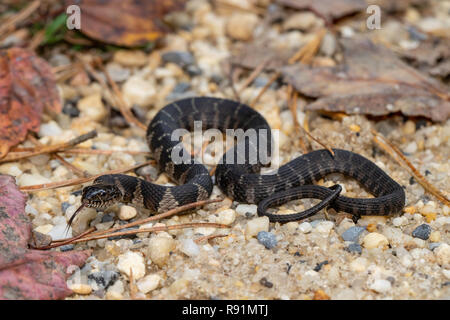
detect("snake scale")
(72, 97), (405, 225)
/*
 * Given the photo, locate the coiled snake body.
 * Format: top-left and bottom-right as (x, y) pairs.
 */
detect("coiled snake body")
(74, 97), (405, 224)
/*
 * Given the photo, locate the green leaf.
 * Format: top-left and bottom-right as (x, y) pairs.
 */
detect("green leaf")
(44, 13), (68, 44)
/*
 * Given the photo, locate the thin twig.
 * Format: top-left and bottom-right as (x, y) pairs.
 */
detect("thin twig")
(238, 57), (271, 94)
(27, 134), (88, 177)
(19, 160), (154, 191)
(10, 147), (150, 156)
(194, 234), (228, 244)
(0, 130), (97, 163)
(288, 28), (326, 65)
(250, 72), (280, 107)
(0, 0), (41, 40)
(34, 227), (96, 250)
(69, 222), (230, 244)
(99, 63), (148, 131)
(229, 65), (241, 101)
(372, 129), (449, 206)
(85, 198), (223, 239)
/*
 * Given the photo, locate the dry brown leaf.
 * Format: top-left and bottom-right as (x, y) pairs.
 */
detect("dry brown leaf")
(66, 0), (186, 47)
(282, 37), (450, 121)
(231, 40), (299, 71)
(0, 47), (61, 159)
(399, 38), (450, 67)
(276, 0), (366, 23)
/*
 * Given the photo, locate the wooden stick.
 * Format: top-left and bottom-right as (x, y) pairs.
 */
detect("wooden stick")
(372, 129), (449, 206)
(238, 57), (271, 94)
(0, 0), (41, 39)
(70, 222), (230, 244)
(19, 160), (154, 191)
(27, 134), (88, 177)
(0, 130), (97, 163)
(85, 198), (223, 239)
(250, 72), (280, 107)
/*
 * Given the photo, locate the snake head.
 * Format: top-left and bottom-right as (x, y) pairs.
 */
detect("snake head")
(67, 184), (122, 230)
(81, 184), (122, 209)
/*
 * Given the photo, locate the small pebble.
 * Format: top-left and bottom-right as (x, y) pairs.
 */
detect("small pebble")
(216, 208), (236, 225)
(162, 51), (195, 68)
(245, 216), (269, 239)
(314, 260), (329, 272)
(113, 50), (148, 67)
(122, 76), (156, 108)
(137, 274), (161, 294)
(362, 232), (389, 249)
(341, 226), (365, 242)
(101, 213), (115, 223)
(350, 257), (368, 272)
(106, 62), (131, 82)
(429, 231), (441, 242)
(60, 244), (74, 252)
(69, 283), (92, 295)
(412, 224), (431, 240)
(62, 103), (80, 117)
(61, 202), (71, 214)
(257, 231), (278, 249)
(106, 280), (124, 300)
(226, 13), (259, 41)
(368, 279), (391, 293)
(236, 204), (257, 216)
(48, 223), (71, 241)
(117, 251), (146, 280)
(392, 216), (408, 227)
(179, 238), (200, 257)
(259, 277), (273, 288)
(282, 12), (321, 31)
(39, 121), (63, 137)
(147, 235), (176, 267)
(119, 205), (137, 220)
(434, 243), (450, 265)
(298, 222), (312, 233)
(88, 271), (119, 290)
(429, 243), (441, 251)
(346, 243), (362, 254)
(315, 221), (334, 234)
(77, 93), (107, 122)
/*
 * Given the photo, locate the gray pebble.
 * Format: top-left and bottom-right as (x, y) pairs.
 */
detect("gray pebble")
(61, 202), (71, 214)
(310, 219), (324, 228)
(253, 76), (279, 89)
(88, 271), (119, 290)
(162, 51), (195, 68)
(62, 103), (79, 118)
(341, 226), (366, 242)
(429, 243), (441, 251)
(345, 243), (362, 254)
(259, 277), (273, 288)
(107, 226), (138, 240)
(257, 231), (277, 249)
(101, 213), (115, 223)
(185, 64), (202, 76)
(412, 224), (431, 240)
(172, 82), (191, 94)
(60, 244), (74, 252)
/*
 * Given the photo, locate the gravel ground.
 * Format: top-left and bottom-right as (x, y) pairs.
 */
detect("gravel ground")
(1, 0), (449, 300)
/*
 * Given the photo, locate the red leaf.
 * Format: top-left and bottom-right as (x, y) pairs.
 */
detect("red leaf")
(0, 47), (61, 159)
(0, 175), (91, 300)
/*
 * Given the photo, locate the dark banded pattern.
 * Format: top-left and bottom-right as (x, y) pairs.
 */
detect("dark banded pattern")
(77, 97), (405, 222)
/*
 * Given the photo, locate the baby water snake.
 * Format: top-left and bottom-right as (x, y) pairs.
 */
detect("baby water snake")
(72, 97), (405, 225)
